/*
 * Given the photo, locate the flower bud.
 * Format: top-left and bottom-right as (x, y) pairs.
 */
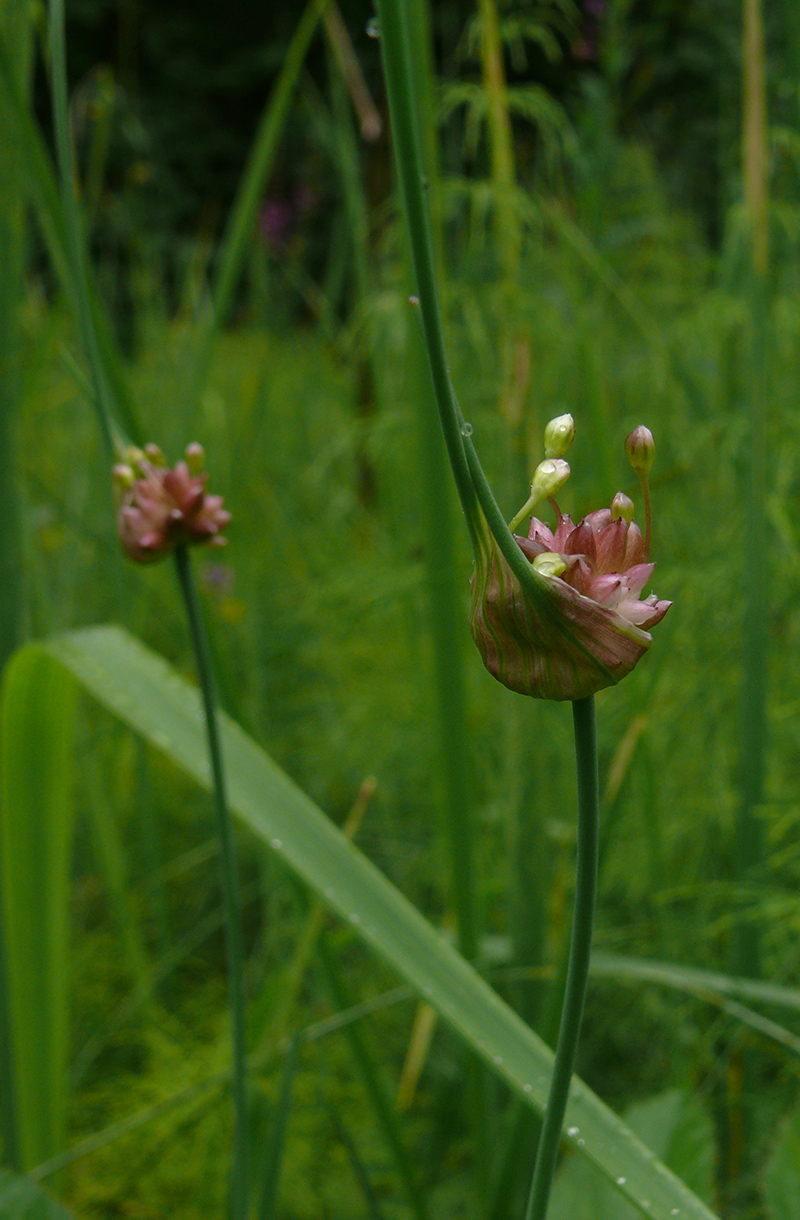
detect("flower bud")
(112, 463), (135, 491)
(625, 426), (655, 475)
(532, 552), (567, 578)
(544, 414), (575, 459)
(144, 443), (166, 467)
(611, 491), (634, 523)
(185, 442), (205, 474)
(531, 458), (570, 500)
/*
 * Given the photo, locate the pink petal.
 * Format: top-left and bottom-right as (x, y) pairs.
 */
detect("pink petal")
(589, 574), (623, 605)
(528, 518), (556, 549)
(620, 562), (655, 599)
(565, 520), (597, 564)
(594, 519), (627, 574)
(552, 513), (576, 551)
(623, 522), (646, 567)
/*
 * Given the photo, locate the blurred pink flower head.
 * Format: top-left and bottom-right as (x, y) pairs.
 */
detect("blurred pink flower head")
(114, 444), (230, 564)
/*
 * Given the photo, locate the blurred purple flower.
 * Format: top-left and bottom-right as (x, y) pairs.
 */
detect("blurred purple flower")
(260, 198), (294, 251)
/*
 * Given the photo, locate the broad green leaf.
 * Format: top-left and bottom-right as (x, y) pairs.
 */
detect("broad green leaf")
(548, 1090), (715, 1220)
(0, 1170), (76, 1219)
(0, 649), (78, 1167)
(764, 1101), (800, 1220)
(39, 625), (719, 1220)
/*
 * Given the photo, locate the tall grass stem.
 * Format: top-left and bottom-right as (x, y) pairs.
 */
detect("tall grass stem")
(524, 695), (599, 1220)
(173, 545), (248, 1220)
(47, 0), (117, 459)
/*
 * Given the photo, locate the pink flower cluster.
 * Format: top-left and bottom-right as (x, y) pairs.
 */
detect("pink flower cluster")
(517, 509), (670, 631)
(115, 446), (230, 564)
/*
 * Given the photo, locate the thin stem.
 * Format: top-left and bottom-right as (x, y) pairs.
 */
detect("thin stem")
(47, 0), (117, 459)
(524, 695), (599, 1220)
(638, 474), (652, 562)
(375, 0), (477, 538)
(173, 545), (248, 1220)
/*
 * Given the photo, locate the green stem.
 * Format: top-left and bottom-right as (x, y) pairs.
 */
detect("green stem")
(524, 695), (599, 1220)
(47, 0), (117, 459)
(173, 545), (248, 1220)
(375, 0), (477, 539)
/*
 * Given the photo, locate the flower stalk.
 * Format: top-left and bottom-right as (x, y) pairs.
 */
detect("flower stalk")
(174, 545), (249, 1220)
(115, 449), (247, 1219)
(524, 695), (599, 1220)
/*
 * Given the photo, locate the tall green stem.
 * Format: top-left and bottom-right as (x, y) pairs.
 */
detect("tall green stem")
(48, 0), (117, 459)
(735, 0), (769, 983)
(375, 0), (477, 538)
(525, 696), (599, 1220)
(173, 545), (248, 1220)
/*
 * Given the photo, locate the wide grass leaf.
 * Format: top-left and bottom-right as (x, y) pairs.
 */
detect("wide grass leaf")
(38, 625), (719, 1220)
(0, 648), (77, 1168)
(547, 1090), (715, 1220)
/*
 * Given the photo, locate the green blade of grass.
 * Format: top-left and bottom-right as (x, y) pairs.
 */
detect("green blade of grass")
(0, 0), (33, 1172)
(255, 1036), (299, 1220)
(0, 1168), (77, 1218)
(0, 647), (78, 1169)
(36, 624), (720, 1220)
(185, 0), (331, 410)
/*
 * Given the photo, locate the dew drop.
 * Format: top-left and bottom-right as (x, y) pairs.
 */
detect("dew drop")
(493, 1055), (503, 1066)
(577, 1138), (585, 1146)
(523, 1083), (532, 1093)
(366, 16), (380, 37)
(616, 1177), (626, 1186)
(567, 1126), (579, 1137)
(270, 838), (282, 850)
(349, 912), (361, 924)
(461, 422), (474, 437)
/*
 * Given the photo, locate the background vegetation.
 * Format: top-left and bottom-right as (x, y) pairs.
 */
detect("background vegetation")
(3, 0), (800, 1217)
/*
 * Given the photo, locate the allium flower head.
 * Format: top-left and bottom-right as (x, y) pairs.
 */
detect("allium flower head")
(469, 419), (670, 701)
(114, 444), (231, 564)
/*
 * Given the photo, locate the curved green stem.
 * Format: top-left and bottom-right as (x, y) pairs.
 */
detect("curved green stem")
(525, 695), (599, 1220)
(174, 545), (248, 1220)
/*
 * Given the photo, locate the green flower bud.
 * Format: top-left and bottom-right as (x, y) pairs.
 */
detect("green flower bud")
(611, 491), (635, 522)
(112, 463), (135, 488)
(532, 552), (567, 578)
(625, 426), (655, 475)
(185, 441), (205, 474)
(544, 413), (575, 459)
(531, 458), (570, 500)
(144, 443), (166, 467)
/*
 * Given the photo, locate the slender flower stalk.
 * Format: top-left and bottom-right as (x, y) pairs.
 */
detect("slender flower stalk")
(524, 696), (599, 1220)
(174, 546), (249, 1220)
(376, 9), (672, 1220)
(115, 447), (247, 1220)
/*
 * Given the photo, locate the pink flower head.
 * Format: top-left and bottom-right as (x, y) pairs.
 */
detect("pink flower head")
(114, 444), (231, 564)
(469, 420), (671, 701)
